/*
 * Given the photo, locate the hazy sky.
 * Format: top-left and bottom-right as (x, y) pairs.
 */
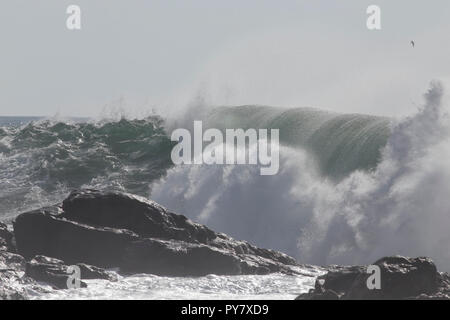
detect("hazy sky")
(1, 0), (449, 117)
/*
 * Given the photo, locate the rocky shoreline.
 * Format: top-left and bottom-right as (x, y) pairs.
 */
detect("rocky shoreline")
(1, 189), (450, 300)
(296, 256), (450, 300)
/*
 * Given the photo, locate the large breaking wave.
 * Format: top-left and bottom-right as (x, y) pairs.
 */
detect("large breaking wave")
(2, 82), (450, 271)
(204, 105), (391, 179)
(152, 82), (450, 270)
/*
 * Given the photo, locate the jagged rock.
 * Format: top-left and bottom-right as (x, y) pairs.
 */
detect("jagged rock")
(297, 256), (450, 300)
(61, 190), (296, 266)
(0, 222), (15, 252)
(76, 263), (118, 281)
(296, 288), (340, 300)
(1, 249), (117, 295)
(61, 189), (217, 243)
(27, 255), (117, 283)
(25, 255), (116, 289)
(26, 255), (88, 289)
(345, 256), (438, 299)
(13, 189), (299, 276)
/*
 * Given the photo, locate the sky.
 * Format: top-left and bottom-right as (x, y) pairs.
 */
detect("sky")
(0, 0), (449, 117)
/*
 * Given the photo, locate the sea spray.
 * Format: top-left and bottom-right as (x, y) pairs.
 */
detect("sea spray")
(152, 82), (450, 271)
(3, 83), (449, 272)
(0, 116), (173, 219)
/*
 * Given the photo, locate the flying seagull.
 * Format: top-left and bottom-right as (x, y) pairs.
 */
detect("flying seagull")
(411, 40), (415, 48)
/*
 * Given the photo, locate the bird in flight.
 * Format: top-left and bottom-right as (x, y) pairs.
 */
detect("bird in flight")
(411, 40), (415, 48)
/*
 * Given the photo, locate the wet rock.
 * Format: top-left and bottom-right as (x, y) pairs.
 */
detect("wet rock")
(297, 256), (450, 300)
(26, 255), (88, 289)
(14, 209), (139, 268)
(61, 189), (217, 243)
(296, 288), (339, 300)
(13, 189), (299, 276)
(77, 263), (118, 281)
(26, 255), (117, 286)
(61, 190), (297, 266)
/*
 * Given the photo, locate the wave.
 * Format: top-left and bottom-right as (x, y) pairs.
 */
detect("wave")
(0, 116), (174, 219)
(204, 105), (391, 179)
(2, 82), (449, 272)
(151, 81), (450, 271)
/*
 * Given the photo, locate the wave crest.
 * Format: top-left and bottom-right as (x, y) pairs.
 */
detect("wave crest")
(151, 81), (450, 270)
(0, 117), (173, 218)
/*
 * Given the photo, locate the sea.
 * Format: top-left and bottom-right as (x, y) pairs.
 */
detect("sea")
(2, 83), (450, 298)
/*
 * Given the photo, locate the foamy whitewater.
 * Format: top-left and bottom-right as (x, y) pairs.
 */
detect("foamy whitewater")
(26, 268), (323, 300)
(1, 82), (449, 299)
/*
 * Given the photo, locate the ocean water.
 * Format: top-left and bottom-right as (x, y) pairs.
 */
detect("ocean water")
(28, 268), (324, 300)
(2, 82), (450, 299)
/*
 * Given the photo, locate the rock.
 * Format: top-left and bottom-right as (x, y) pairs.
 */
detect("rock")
(121, 238), (242, 276)
(61, 189), (217, 243)
(13, 189), (299, 276)
(295, 265), (365, 300)
(61, 190), (297, 266)
(345, 256), (438, 299)
(0, 222), (15, 252)
(296, 288), (339, 300)
(1, 249), (117, 295)
(76, 263), (118, 281)
(296, 256), (450, 300)
(25, 255), (116, 289)
(14, 209), (140, 268)
(321, 265), (366, 295)
(26, 255), (88, 289)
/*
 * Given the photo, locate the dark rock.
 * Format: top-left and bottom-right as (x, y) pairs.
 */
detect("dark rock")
(14, 209), (139, 268)
(345, 256), (438, 299)
(28, 255), (117, 282)
(297, 256), (450, 300)
(13, 189), (299, 276)
(61, 189), (217, 243)
(26, 255), (88, 289)
(61, 190), (296, 267)
(0, 222), (15, 252)
(122, 238), (242, 276)
(24, 255), (116, 289)
(76, 263), (118, 281)
(1, 250), (117, 295)
(319, 266), (366, 295)
(296, 288), (339, 300)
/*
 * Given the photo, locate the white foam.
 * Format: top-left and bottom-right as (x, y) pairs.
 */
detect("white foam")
(31, 269), (323, 300)
(152, 82), (450, 271)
